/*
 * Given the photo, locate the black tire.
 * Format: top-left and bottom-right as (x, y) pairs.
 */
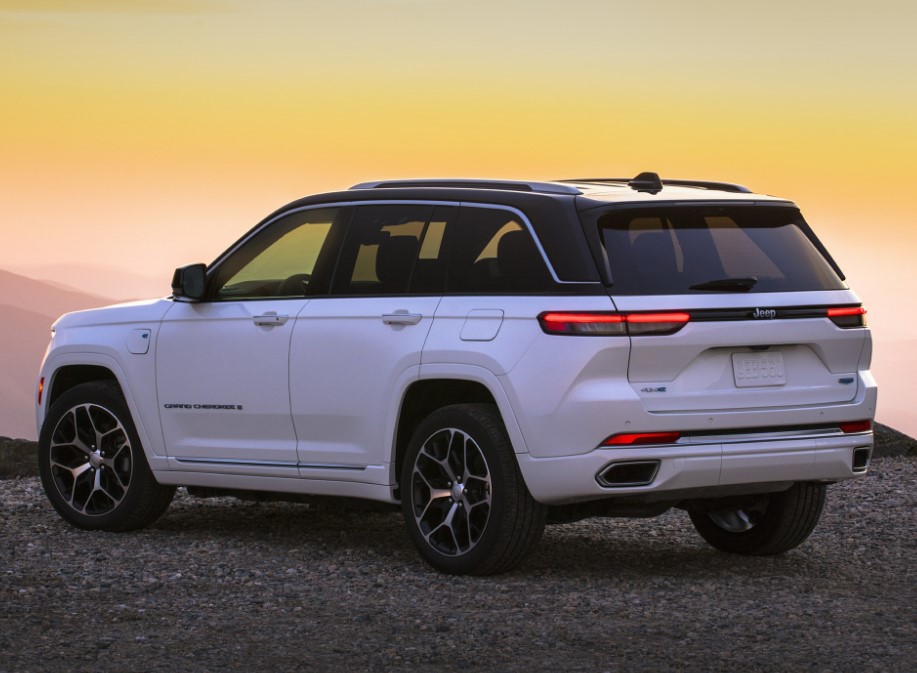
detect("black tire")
(38, 382), (175, 532)
(688, 482), (827, 556)
(400, 403), (547, 575)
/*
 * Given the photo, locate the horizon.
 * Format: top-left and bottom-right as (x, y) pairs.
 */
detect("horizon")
(1, 1), (914, 437)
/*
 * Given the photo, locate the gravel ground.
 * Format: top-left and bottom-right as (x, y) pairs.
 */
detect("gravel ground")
(1, 457), (914, 673)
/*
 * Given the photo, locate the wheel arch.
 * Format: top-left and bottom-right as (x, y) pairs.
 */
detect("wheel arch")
(46, 364), (119, 409)
(392, 370), (527, 499)
(39, 353), (168, 468)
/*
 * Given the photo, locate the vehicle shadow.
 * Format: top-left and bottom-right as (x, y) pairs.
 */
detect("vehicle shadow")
(145, 495), (825, 581)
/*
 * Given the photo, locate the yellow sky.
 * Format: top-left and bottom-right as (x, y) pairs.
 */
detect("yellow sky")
(0, 0), (915, 432)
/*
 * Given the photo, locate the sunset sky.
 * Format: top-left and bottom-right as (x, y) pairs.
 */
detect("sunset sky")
(0, 0), (914, 434)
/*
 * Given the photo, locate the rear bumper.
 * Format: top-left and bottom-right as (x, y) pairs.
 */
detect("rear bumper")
(517, 431), (873, 505)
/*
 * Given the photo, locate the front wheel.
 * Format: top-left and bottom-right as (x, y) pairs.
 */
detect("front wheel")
(400, 404), (547, 575)
(688, 482), (827, 556)
(38, 382), (175, 532)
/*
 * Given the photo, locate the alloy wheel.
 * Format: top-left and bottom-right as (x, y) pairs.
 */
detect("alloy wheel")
(409, 427), (492, 556)
(47, 403), (133, 517)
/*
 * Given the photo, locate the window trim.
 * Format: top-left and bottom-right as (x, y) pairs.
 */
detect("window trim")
(204, 200), (596, 298)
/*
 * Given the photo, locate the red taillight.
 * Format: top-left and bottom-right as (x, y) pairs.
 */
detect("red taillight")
(625, 312), (691, 335)
(538, 311), (689, 336)
(601, 431), (682, 446)
(839, 420), (871, 434)
(827, 306), (867, 328)
(538, 312), (626, 335)
(38, 377), (44, 406)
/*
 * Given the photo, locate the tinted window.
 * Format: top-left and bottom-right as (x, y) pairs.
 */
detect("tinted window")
(447, 206), (554, 294)
(211, 207), (347, 300)
(598, 205), (845, 295)
(331, 204), (454, 295)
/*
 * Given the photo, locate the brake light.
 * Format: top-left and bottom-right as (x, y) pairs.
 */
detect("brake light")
(538, 312), (626, 335)
(827, 306), (866, 328)
(625, 312), (691, 335)
(601, 431), (682, 446)
(839, 420), (871, 434)
(538, 311), (689, 336)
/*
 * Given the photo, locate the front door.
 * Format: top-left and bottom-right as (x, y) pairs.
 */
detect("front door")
(157, 299), (301, 466)
(156, 206), (349, 472)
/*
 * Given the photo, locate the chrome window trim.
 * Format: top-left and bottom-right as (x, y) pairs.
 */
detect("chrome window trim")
(207, 199), (600, 287)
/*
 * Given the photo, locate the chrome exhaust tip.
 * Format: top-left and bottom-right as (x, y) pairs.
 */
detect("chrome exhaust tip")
(596, 460), (660, 488)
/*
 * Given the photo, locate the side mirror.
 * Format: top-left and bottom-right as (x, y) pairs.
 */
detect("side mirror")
(171, 263), (207, 301)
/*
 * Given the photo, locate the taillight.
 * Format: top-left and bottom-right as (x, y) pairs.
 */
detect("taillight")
(625, 312), (691, 335)
(601, 431), (682, 446)
(839, 420), (871, 434)
(538, 312), (626, 335)
(538, 311), (689, 336)
(828, 306), (867, 328)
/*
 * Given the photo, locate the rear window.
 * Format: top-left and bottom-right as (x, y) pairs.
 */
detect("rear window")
(597, 205), (846, 295)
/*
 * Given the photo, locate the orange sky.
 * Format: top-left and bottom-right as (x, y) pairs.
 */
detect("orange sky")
(0, 0), (914, 434)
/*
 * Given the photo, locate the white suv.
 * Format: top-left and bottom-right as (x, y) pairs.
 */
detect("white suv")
(36, 173), (876, 574)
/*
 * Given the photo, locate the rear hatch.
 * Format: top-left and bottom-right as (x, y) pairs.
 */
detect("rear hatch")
(593, 202), (869, 413)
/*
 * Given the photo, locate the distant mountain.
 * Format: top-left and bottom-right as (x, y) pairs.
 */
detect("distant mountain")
(0, 268), (117, 319)
(0, 305), (54, 440)
(0, 270), (119, 440)
(3, 262), (168, 302)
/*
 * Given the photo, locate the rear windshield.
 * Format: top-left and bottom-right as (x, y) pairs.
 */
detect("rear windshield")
(597, 205), (846, 295)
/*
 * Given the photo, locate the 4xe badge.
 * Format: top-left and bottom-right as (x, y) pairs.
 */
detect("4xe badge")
(752, 308), (777, 319)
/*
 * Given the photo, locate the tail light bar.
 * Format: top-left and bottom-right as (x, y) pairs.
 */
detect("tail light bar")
(539, 306), (866, 334)
(827, 306), (867, 328)
(538, 311), (689, 336)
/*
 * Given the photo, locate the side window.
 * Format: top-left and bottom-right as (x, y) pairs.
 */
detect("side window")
(211, 207), (346, 300)
(331, 204), (454, 295)
(446, 207), (553, 293)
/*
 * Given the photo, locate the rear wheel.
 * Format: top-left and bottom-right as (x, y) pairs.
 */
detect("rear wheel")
(38, 382), (175, 531)
(688, 482), (826, 555)
(401, 404), (547, 575)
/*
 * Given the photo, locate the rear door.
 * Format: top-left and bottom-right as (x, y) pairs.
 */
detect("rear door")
(597, 204), (869, 413)
(290, 203), (454, 473)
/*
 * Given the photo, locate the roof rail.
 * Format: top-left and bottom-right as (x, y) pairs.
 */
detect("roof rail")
(560, 176), (753, 194)
(350, 179), (582, 195)
(660, 179), (753, 194)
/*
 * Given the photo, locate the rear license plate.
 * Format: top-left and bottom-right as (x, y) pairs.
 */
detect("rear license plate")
(732, 352), (786, 388)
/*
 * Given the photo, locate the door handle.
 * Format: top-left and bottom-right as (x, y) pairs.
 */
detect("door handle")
(382, 312), (423, 326)
(253, 313), (289, 327)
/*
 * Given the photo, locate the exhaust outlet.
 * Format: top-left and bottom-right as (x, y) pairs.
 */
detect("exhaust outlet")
(852, 447), (871, 472)
(597, 460), (660, 488)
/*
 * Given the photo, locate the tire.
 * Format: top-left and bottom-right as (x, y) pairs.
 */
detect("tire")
(400, 404), (547, 575)
(688, 482), (827, 556)
(38, 382), (175, 532)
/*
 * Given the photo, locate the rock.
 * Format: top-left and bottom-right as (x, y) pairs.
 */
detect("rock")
(0, 437), (37, 479)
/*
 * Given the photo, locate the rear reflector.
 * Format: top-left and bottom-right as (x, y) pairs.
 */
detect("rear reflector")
(538, 311), (689, 336)
(827, 306), (867, 328)
(601, 431), (682, 446)
(839, 420), (872, 434)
